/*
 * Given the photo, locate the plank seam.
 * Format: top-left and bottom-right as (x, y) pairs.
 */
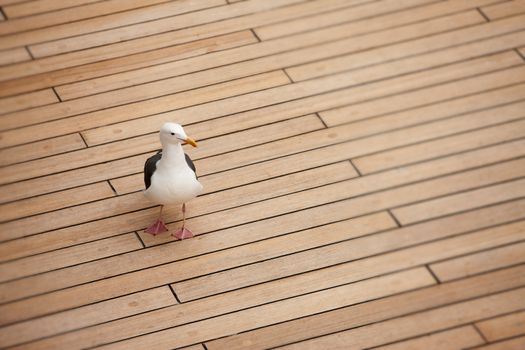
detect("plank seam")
(473, 323), (490, 343)
(168, 284), (183, 304)
(426, 264), (441, 284)
(50, 86), (61, 102)
(477, 7), (491, 22)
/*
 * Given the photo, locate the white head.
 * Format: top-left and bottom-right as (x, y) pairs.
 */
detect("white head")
(159, 122), (198, 147)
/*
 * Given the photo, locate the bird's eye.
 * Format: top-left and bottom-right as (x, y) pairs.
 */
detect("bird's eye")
(170, 132), (175, 136)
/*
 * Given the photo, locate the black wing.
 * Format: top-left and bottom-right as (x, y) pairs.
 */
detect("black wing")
(185, 153), (198, 178)
(144, 150), (162, 189)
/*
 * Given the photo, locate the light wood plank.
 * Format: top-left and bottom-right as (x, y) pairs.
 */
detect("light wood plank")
(10, 268), (432, 350)
(481, 0), (525, 20)
(471, 336), (525, 350)
(0, 88), (57, 114)
(204, 266), (525, 350)
(0, 181), (115, 222)
(0, 0), (488, 83)
(0, 30), (257, 98)
(11, 238), (518, 349)
(353, 103), (525, 174)
(1, 110), (522, 242)
(0, 286), (176, 349)
(173, 212), (525, 302)
(276, 288), (525, 350)
(56, 6), (491, 103)
(319, 77), (525, 129)
(0, 159), (522, 318)
(56, 0), (492, 101)
(7, 36), (515, 150)
(0, 233), (142, 282)
(1, 0), (220, 33)
(393, 177), (525, 225)
(286, 25), (525, 82)
(27, 0), (348, 58)
(430, 241), (525, 282)
(254, 0), (432, 40)
(80, 269), (437, 350)
(373, 326), (484, 350)
(2, 72), (522, 204)
(4, 135), (521, 264)
(0, 0), (300, 71)
(3, 0), (124, 18)
(0, 133), (86, 167)
(0, 47), (31, 66)
(353, 116), (525, 174)
(0, 70), (288, 136)
(476, 310), (525, 341)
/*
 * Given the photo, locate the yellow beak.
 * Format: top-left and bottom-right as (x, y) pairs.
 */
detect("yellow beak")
(185, 137), (198, 147)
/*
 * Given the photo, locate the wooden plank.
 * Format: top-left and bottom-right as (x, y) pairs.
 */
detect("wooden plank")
(0, 133), (86, 167)
(0, 30), (258, 98)
(55, 0), (493, 101)
(254, 0), (432, 40)
(0, 211), (391, 308)
(392, 177), (525, 225)
(3, 136), (522, 264)
(353, 116), (525, 174)
(0, 112), (516, 254)
(476, 310), (525, 341)
(481, 0), (525, 20)
(373, 326), (484, 350)
(0, 160), (522, 319)
(1, 111), (522, 242)
(0, 70), (289, 137)
(0, 110), (317, 189)
(319, 78), (525, 129)
(0, 0), (300, 71)
(0, 0), (218, 33)
(7, 132), (525, 257)
(0, 233), (142, 282)
(103, 270), (525, 349)
(430, 241), (525, 282)
(204, 266), (525, 350)
(471, 336), (525, 350)
(8, 268), (432, 350)
(173, 212), (525, 302)
(9, 37), (516, 150)
(0, 286), (176, 349)
(3, 0), (125, 18)
(0, 214), (396, 325)
(0, 47), (31, 66)
(0, 181), (115, 222)
(286, 25), (525, 82)
(0, 88), (57, 114)
(2, 71), (522, 204)
(276, 289), (525, 350)
(0, 0), (493, 85)
(27, 0), (348, 58)
(56, 4), (491, 102)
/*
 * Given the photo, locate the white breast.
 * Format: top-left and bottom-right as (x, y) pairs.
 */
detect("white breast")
(144, 161), (203, 205)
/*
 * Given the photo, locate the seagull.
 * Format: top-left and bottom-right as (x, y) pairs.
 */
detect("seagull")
(143, 122), (203, 239)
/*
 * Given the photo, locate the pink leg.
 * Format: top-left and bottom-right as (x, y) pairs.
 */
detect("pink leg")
(145, 205), (168, 235)
(172, 203), (194, 240)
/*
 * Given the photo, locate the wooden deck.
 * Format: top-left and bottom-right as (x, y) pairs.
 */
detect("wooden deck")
(0, 0), (524, 348)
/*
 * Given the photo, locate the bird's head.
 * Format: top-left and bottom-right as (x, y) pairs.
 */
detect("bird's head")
(159, 122), (198, 147)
